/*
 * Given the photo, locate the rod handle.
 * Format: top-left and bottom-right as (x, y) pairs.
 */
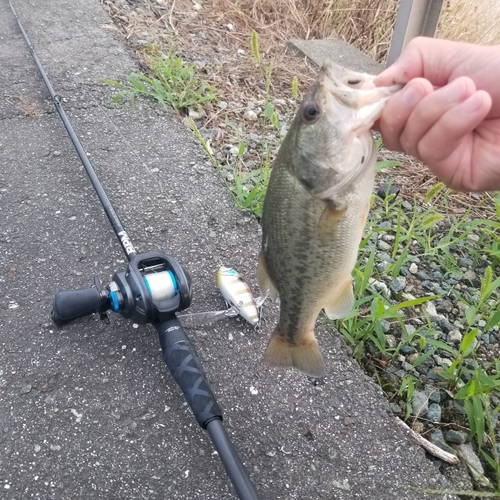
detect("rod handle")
(51, 288), (103, 326)
(155, 317), (222, 428)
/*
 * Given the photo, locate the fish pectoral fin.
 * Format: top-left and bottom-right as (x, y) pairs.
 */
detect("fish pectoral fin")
(317, 201), (346, 245)
(257, 251), (279, 299)
(264, 327), (325, 378)
(324, 279), (354, 320)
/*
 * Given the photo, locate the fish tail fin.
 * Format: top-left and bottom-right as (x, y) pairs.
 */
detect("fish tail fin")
(264, 326), (325, 378)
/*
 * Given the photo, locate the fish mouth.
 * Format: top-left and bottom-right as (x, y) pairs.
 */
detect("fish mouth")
(319, 61), (402, 108)
(309, 61), (402, 198)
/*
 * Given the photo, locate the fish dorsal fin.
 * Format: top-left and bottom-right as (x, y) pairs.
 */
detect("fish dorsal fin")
(324, 279), (354, 320)
(317, 201), (346, 246)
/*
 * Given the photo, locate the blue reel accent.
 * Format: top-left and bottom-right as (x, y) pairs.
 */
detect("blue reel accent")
(167, 270), (178, 293)
(109, 290), (120, 312)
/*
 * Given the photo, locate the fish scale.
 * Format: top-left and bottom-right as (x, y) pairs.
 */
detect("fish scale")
(257, 61), (401, 377)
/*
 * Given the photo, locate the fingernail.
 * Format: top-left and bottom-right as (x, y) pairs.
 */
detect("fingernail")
(442, 80), (466, 103)
(401, 84), (424, 106)
(463, 93), (482, 114)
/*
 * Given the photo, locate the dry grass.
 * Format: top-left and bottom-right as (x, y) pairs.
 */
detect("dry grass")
(100, 0), (498, 215)
(438, 0), (500, 45)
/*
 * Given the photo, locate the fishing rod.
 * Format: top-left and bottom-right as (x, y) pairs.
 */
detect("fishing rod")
(9, 2), (259, 498)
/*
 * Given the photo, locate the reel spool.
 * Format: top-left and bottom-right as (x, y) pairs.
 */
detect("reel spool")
(144, 270), (178, 302)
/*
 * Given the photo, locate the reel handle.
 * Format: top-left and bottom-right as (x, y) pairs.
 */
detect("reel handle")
(155, 316), (222, 429)
(51, 287), (104, 326)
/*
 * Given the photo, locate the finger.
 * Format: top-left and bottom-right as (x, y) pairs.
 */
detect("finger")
(417, 90), (492, 168)
(377, 78), (433, 151)
(399, 77), (476, 159)
(375, 37), (472, 87)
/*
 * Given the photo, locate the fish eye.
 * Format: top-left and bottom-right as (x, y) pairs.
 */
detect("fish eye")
(303, 103), (320, 122)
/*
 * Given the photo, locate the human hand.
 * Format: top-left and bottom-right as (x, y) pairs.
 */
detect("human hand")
(375, 37), (500, 192)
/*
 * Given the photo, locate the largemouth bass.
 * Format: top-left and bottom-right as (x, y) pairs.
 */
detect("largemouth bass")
(257, 61), (401, 377)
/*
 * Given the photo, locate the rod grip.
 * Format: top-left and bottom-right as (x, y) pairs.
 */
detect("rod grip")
(155, 317), (222, 428)
(51, 288), (103, 326)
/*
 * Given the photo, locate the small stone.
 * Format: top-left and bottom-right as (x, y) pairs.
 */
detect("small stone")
(429, 429), (449, 452)
(466, 233), (480, 242)
(243, 110), (258, 121)
(377, 183), (399, 199)
(402, 200), (413, 211)
(412, 421), (425, 434)
(417, 270), (431, 281)
(378, 221), (391, 229)
(53, 151), (62, 157)
(402, 361), (414, 372)
(409, 262), (418, 274)
(424, 384), (441, 403)
(436, 299), (453, 313)
(426, 403), (442, 423)
(447, 330), (462, 343)
(20, 384), (32, 394)
(407, 353), (418, 364)
(411, 390), (429, 417)
(445, 429), (467, 444)
(458, 257), (473, 268)
(188, 108), (201, 119)
(34, 444), (41, 452)
(389, 403), (401, 414)
(404, 324), (416, 336)
(385, 334), (397, 348)
(400, 344), (416, 355)
(377, 240), (392, 252)
(380, 320), (391, 333)
(458, 443), (490, 486)
(391, 276), (406, 293)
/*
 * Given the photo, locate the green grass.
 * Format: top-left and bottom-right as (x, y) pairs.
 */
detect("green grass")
(103, 48), (217, 112)
(333, 188), (500, 493)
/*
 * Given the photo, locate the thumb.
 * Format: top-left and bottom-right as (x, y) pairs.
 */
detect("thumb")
(375, 37), (463, 87)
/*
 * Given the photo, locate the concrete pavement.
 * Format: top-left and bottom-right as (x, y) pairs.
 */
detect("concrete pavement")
(0, 0), (457, 498)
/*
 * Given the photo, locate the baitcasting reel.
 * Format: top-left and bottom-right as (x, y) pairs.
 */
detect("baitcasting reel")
(51, 251), (192, 326)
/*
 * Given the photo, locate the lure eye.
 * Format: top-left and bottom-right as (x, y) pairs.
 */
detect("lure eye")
(303, 103), (320, 122)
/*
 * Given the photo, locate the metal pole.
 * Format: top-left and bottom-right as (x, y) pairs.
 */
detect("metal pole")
(387, 0), (444, 66)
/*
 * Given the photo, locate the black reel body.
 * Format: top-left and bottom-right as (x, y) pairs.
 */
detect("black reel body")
(51, 252), (192, 326)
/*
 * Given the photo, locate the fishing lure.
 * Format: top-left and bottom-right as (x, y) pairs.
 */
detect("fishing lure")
(218, 267), (259, 326)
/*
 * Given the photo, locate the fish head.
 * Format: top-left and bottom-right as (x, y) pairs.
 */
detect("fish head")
(284, 61), (402, 199)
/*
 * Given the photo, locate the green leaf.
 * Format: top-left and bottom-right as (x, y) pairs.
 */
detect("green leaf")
(412, 349), (435, 368)
(485, 308), (500, 331)
(473, 394), (485, 447)
(460, 328), (478, 356)
(480, 266), (492, 302)
(465, 305), (477, 326)
(375, 160), (400, 172)
(358, 244), (376, 295)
